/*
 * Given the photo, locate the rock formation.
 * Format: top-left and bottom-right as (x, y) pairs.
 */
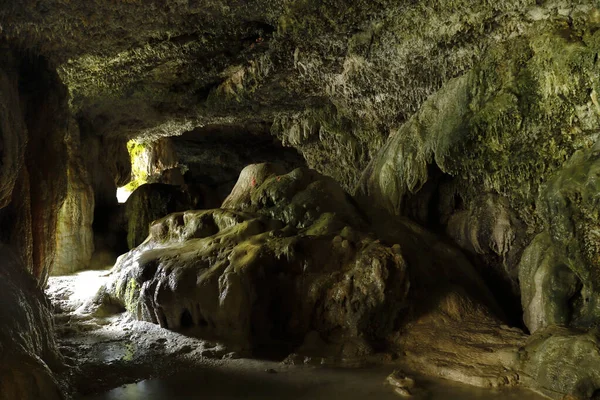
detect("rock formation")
(2, 1), (600, 399)
(105, 164), (409, 352)
(124, 183), (197, 249)
(0, 244), (64, 400)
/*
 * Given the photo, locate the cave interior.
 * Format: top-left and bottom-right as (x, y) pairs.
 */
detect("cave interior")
(2, 1), (600, 399)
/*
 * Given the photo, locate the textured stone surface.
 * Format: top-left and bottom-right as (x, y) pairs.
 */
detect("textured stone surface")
(105, 165), (409, 351)
(356, 12), (600, 320)
(0, 244), (64, 400)
(52, 120), (95, 276)
(4, 1), (586, 187)
(19, 54), (70, 283)
(0, 51), (27, 210)
(0, 50), (70, 282)
(520, 142), (600, 333)
(522, 327), (600, 399)
(124, 183), (198, 249)
(3, 1), (600, 399)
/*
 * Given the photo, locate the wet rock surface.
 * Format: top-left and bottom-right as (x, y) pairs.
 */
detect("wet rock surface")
(47, 270), (547, 400)
(106, 164), (409, 353)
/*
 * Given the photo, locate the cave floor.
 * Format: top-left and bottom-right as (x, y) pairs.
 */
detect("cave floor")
(46, 271), (547, 400)
(80, 362), (545, 400)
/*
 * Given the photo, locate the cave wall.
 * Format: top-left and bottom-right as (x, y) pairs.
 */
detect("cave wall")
(0, 47), (69, 399)
(0, 47), (72, 282)
(0, 244), (64, 400)
(357, 9), (600, 331)
(51, 119), (95, 276)
(2, 1), (600, 399)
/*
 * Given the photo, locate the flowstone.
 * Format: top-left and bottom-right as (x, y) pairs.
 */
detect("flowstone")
(105, 164), (409, 352)
(124, 183), (198, 249)
(520, 142), (600, 333)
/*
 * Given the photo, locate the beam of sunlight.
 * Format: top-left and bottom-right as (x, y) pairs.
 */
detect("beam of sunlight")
(116, 186), (132, 203)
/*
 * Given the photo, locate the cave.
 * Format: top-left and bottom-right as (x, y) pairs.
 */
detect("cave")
(2, 2), (600, 400)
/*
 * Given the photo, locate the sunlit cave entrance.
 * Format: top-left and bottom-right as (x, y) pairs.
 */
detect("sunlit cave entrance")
(5, 3), (600, 400)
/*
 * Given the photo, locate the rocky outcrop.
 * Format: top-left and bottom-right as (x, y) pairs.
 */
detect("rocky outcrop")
(52, 120), (95, 276)
(0, 50), (75, 398)
(522, 327), (600, 399)
(357, 14), (600, 317)
(20, 55), (70, 283)
(106, 164), (409, 351)
(520, 142), (600, 333)
(0, 244), (64, 400)
(0, 50), (70, 283)
(124, 183), (198, 249)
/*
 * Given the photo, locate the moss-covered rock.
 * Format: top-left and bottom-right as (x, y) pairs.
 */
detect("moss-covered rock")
(223, 163), (366, 229)
(106, 165), (409, 351)
(357, 12), (600, 320)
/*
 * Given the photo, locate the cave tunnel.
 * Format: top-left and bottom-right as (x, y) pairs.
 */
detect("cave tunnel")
(2, 1), (600, 400)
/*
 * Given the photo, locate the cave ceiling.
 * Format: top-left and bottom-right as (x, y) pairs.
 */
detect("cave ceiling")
(2, 0), (561, 144)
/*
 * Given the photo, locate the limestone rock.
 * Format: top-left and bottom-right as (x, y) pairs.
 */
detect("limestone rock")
(0, 51), (27, 210)
(124, 183), (197, 249)
(0, 50), (70, 282)
(105, 165), (409, 350)
(52, 120), (95, 276)
(522, 327), (600, 399)
(223, 163), (367, 230)
(393, 286), (525, 389)
(0, 243), (64, 400)
(520, 142), (600, 333)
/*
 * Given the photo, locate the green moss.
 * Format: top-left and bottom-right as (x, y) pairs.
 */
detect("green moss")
(444, 26), (600, 225)
(122, 139), (150, 193)
(124, 278), (140, 312)
(304, 212), (344, 236)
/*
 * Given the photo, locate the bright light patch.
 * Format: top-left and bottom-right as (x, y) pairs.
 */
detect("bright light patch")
(70, 270), (110, 304)
(117, 186), (132, 203)
(116, 139), (151, 203)
(46, 269), (112, 315)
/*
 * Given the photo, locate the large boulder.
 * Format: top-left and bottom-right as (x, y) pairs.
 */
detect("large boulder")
(105, 164), (409, 350)
(522, 327), (600, 399)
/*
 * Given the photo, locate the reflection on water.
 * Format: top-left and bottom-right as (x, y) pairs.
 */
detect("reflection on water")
(82, 363), (547, 400)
